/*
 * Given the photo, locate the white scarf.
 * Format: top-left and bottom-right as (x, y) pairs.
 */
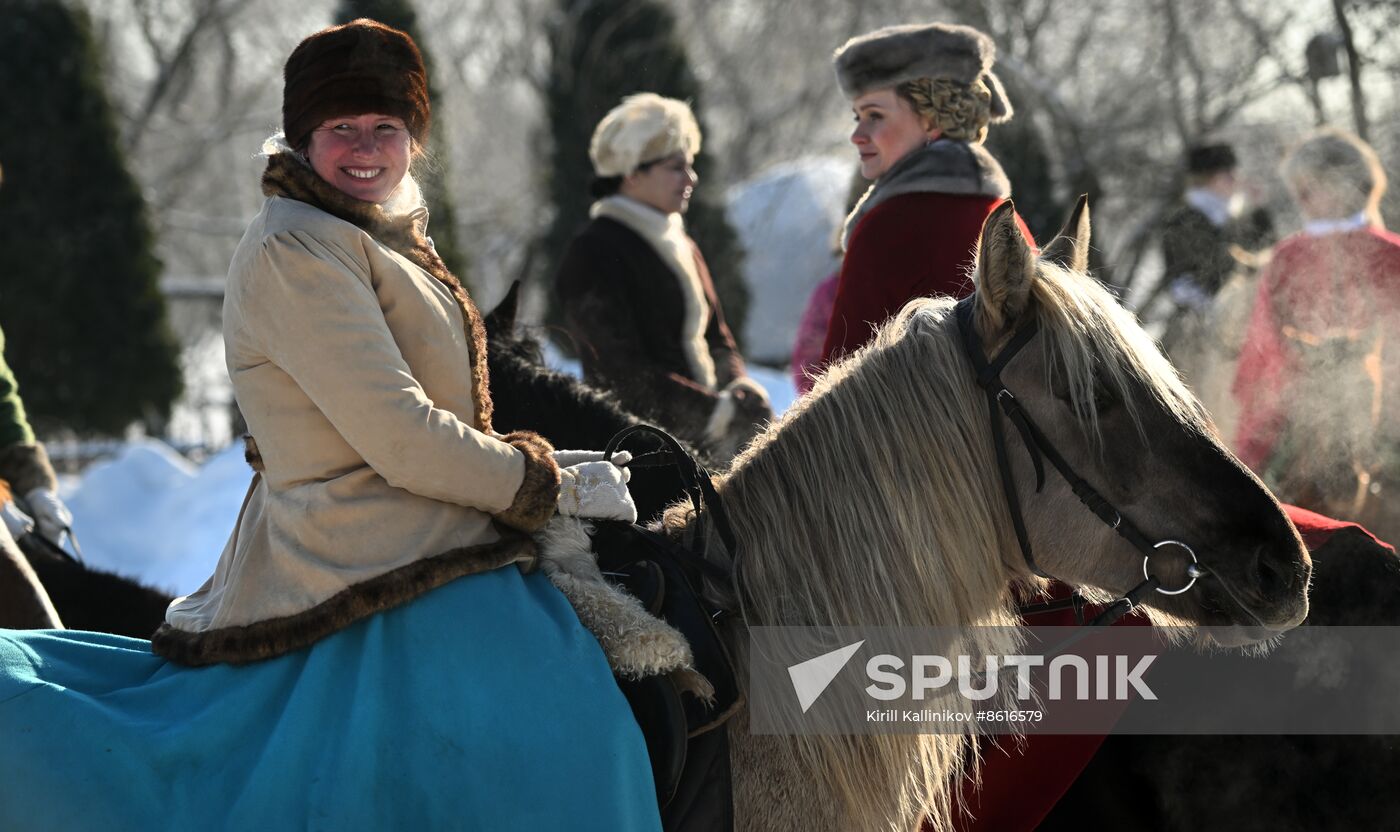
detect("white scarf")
(590, 195), (718, 390)
(1184, 187), (1240, 228)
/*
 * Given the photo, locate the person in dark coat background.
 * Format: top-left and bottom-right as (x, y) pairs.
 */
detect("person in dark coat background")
(1156, 142), (1274, 319)
(555, 93), (770, 460)
(820, 22), (1032, 365)
(0, 161), (72, 626)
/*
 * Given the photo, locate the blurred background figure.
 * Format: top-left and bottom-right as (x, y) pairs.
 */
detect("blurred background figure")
(790, 167), (868, 394)
(0, 322), (75, 557)
(0, 161), (65, 630)
(1157, 142), (1274, 327)
(555, 93), (770, 460)
(1233, 128), (1400, 541)
(1150, 142), (1275, 434)
(0, 160), (76, 560)
(820, 21), (1029, 365)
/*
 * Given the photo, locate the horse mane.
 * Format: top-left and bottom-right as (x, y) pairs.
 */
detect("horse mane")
(680, 262), (1209, 831)
(674, 297), (1015, 831)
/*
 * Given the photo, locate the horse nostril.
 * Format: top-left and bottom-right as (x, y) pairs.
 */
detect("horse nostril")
(1255, 546), (1303, 601)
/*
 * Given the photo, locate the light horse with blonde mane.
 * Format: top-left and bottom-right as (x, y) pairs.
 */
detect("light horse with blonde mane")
(656, 200), (1310, 831)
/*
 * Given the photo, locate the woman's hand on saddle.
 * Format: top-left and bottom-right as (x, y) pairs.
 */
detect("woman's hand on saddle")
(550, 449), (632, 469)
(556, 460), (637, 524)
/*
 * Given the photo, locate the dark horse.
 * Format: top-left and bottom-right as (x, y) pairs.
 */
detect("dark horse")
(1040, 520), (1400, 832)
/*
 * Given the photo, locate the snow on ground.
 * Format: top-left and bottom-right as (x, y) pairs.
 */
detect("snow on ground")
(64, 439), (251, 596)
(65, 370), (802, 596)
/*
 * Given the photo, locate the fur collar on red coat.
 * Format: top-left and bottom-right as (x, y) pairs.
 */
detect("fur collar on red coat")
(261, 151), (495, 434)
(843, 138), (1010, 249)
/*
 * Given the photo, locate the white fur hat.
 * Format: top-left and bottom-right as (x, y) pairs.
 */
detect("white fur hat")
(833, 22), (1012, 123)
(589, 93), (702, 178)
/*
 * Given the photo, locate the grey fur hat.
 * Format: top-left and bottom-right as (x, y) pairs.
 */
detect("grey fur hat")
(833, 22), (1012, 123)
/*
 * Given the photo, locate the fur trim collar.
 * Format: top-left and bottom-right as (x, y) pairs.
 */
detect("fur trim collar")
(590, 196), (718, 389)
(261, 152), (495, 432)
(842, 139), (1011, 249)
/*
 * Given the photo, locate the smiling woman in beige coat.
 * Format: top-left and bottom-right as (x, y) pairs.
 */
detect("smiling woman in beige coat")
(0, 19), (661, 831)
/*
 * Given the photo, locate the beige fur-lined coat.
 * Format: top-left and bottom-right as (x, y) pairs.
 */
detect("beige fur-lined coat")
(154, 154), (560, 666)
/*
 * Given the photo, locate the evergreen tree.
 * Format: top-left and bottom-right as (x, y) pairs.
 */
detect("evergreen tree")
(335, 0), (470, 286)
(0, 0), (181, 436)
(541, 0), (749, 343)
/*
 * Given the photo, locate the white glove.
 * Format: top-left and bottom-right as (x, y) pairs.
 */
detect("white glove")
(22, 488), (72, 547)
(557, 461), (637, 524)
(551, 449), (632, 469)
(1, 499), (33, 541)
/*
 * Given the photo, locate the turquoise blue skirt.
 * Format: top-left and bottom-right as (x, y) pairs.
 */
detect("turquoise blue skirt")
(0, 568), (661, 830)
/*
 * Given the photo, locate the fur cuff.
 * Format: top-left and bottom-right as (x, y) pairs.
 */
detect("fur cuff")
(495, 431), (561, 533)
(152, 534), (536, 666)
(0, 442), (57, 497)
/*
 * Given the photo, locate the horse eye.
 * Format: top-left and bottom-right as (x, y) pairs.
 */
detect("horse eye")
(1054, 374), (1117, 415)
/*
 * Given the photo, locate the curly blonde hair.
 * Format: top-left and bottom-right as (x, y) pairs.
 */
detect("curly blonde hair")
(896, 77), (993, 144)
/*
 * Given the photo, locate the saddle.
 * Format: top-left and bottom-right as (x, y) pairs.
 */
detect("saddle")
(594, 425), (742, 832)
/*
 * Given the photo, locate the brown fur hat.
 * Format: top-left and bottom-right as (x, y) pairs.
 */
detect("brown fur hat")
(282, 18), (430, 150)
(833, 22), (1012, 123)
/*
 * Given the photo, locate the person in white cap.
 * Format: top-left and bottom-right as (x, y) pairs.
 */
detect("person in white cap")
(820, 22), (1032, 365)
(555, 93), (770, 460)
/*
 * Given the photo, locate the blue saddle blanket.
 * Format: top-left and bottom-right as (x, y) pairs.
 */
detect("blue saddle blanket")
(0, 568), (661, 831)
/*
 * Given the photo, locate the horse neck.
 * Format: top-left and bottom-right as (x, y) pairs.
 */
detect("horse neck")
(667, 345), (1022, 832)
(679, 316), (1022, 635)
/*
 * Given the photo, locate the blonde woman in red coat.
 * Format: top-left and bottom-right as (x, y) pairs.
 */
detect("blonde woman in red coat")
(1234, 128), (1400, 536)
(821, 23), (1033, 364)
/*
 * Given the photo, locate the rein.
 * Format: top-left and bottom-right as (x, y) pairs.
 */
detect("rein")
(953, 297), (1209, 627)
(603, 424), (738, 597)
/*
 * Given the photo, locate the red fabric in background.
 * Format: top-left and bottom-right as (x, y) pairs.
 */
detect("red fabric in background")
(938, 503), (1391, 832)
(1231, 226), (1400, 470)
(820, 193), (1035, 364)
(945, 586), (1149, 832)
(1284, 502), (1394, 553)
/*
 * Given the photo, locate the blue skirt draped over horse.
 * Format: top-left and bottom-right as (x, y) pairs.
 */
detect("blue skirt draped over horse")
(0, 567), (661, 830)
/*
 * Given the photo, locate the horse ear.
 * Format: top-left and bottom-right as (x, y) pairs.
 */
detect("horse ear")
(974, 200), (1036, 338)
(484, 280), (523, 338)
(1041, 194), (1091, 274)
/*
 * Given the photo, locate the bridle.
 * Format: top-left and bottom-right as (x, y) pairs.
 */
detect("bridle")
(954, 296), (1210, 628)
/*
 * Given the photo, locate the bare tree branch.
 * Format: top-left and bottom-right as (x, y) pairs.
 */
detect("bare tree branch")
(1332, 0), (1371, 139)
